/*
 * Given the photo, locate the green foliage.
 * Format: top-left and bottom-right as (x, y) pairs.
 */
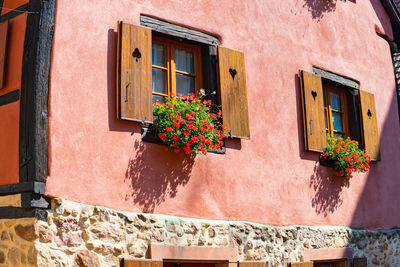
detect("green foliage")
(153, 93), (225, 157)
(322, 134), (370, 178)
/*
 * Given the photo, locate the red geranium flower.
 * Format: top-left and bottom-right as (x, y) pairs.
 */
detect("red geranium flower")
(153, 94), (226, 157)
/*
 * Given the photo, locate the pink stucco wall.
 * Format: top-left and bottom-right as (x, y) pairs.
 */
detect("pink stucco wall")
(45, 0), (400, 229)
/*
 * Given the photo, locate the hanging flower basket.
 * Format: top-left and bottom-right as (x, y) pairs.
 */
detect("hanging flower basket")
(153, 93), (226, 157)
(320, 134), (371, 178)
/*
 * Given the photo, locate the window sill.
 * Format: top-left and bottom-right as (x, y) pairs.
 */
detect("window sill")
(141, 122), (226, 154)
(319, 157), (335, 168)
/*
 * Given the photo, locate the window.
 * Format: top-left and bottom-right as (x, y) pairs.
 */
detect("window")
(151, 36), (202, 103)
(299, 69), (380, 161)
(323, 83), (349, 139)
(291, 260), (354, 267)
(314, 261), (348, 267)
(116, 20), (251, 139)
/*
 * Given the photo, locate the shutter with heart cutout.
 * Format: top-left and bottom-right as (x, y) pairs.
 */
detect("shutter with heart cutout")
(359, 90), (380, 161)
(218, 46), (250, 139)
(299, 70), (326, 152)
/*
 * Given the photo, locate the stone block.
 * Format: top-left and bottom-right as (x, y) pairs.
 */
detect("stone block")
(74, 249), (100, 267)
(14, 224), (38, 241)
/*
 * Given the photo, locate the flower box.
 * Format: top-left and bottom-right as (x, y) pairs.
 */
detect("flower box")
(151, 93), (226, 156)
(321, 134), (371, 178)
(319, 156), (336, 169)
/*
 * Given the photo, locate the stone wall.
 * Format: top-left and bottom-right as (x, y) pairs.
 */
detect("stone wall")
(0, 218), (37, 266)
(26, 199), (399, 266)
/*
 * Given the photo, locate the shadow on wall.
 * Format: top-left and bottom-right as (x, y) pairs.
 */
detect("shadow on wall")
(302, 0), (356, 21)
(310, 162), (350, 217)
(349, 87), (400, 229)
(309, 87), (400, 228)
(303, 0), (337, 20)
(125, 140), (194, 213)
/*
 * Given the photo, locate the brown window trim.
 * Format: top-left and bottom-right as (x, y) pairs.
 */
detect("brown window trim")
(140, 15), (219, 46)
(152, 35), (203, 99)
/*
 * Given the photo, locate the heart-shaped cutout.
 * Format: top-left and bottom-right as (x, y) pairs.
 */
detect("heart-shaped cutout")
(367, 109), (372, 118)
(311, 90), (317, 100)
(229, 68), (237, 80)
(132, 48), (142, 62)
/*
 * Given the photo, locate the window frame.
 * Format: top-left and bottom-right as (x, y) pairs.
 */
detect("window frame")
(152, 35), (203, 101)
(323, 83), (350, 138)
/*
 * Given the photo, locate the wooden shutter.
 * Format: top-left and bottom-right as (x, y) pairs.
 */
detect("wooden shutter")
(117, 21), (153, 123)
(290, 262), (313, 267)
(0, 20), (8, 89)
(122, 259), (162, 267)
(218, 47), (250, 139)
(299, 70), (326, 152)
(359, 90), (380, 161)
(352, 257), (367, 267)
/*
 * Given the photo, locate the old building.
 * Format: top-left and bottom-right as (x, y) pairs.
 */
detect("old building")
(0, 0), (399, 266)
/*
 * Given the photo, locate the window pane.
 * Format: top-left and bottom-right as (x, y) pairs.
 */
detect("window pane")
(175, 48), (194, 73)
(152, 69), (167, 94)
(176, 73), (195, 96)
(324, 110), (328, 129)
(330, 91), (342, 111)
(152, 43), (165, 67)
(152, 95), (165, 104)
(332, 112), (343, 132)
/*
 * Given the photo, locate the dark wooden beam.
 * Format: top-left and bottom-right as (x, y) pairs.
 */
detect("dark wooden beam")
(0, 89), (19, 106)
(0, 4), (28, 22)
(312, 67), (359, 91)
(140, 15), (219, 46)
(0, 182), (45, 196)
(0, 207), (47, 219)
(19, 0), (55, 183)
